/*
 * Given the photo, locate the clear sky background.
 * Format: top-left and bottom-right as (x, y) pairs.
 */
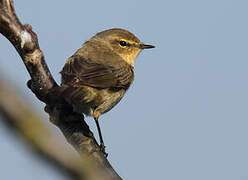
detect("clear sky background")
(0, 0), (248, 179)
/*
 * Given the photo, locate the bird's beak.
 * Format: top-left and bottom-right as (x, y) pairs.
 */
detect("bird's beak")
(139, 43), (155, 49)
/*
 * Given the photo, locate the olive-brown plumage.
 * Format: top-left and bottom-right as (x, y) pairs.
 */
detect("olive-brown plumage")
(60, 28), (154, 153)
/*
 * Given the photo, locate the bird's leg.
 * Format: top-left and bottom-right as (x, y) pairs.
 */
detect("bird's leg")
(93, 110), (107, 156)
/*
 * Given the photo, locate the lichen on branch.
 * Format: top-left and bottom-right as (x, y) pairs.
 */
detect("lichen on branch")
(0, 0), (122, 179)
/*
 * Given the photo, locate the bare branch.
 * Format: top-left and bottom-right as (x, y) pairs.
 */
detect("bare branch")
(0, 78), (86, 179)
(0, 0), (121, 179)
(0, 0), (56, 96)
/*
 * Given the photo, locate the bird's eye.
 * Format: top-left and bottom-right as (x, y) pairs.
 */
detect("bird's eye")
(119, 40), (127, 47)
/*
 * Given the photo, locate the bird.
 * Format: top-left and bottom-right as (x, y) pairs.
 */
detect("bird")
(60, 28), (154, 154)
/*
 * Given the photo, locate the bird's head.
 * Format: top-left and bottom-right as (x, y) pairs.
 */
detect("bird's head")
(91, 28), (155, 66)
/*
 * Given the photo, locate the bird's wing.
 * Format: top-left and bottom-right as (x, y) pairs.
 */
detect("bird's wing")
(61, 55), (134, 90)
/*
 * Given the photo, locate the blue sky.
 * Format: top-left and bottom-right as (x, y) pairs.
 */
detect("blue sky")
(0, 0), (248, 179)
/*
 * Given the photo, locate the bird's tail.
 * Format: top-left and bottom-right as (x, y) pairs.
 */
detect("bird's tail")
(56, 84), (95, 105)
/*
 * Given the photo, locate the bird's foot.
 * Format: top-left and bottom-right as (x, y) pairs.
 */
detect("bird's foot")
(100, 143), (108, 157)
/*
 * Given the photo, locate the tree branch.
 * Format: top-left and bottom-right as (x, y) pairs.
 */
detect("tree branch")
(0, 0), (121, 179)
(0, 78), (86, 179)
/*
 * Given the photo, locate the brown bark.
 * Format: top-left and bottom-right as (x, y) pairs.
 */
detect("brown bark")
(0, 0), (121, 179)
(0, 78), (86, 179)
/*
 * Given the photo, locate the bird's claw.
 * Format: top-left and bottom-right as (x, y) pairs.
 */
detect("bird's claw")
(100, 143), (108, 157)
